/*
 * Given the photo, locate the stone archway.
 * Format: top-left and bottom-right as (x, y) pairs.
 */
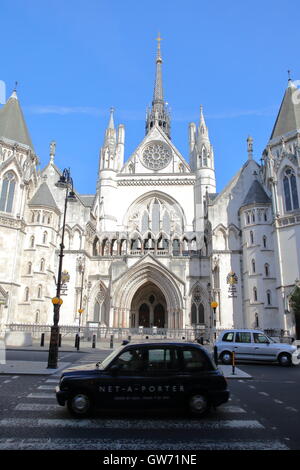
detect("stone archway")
(112, 257), (184, 329)
(130, 282), (167, 328)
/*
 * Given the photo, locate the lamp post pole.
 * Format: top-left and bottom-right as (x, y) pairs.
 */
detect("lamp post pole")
(47, 168), (76, 369)
(76, 257), (85, 350)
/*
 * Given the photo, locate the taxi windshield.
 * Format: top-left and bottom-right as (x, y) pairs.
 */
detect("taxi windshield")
(97, 346), (124, 370)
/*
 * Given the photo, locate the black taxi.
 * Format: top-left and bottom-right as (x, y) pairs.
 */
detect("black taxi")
(56, 341), (229, 417)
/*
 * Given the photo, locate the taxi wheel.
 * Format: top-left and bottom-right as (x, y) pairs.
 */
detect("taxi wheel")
(188, 394), (210, 417)
(278, 353), (292, 367)
(67, 391), (93, 418)
(220, 351), (232, 365)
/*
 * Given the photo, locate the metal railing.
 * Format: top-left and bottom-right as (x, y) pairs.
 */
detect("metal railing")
(5, 323), (201, 342)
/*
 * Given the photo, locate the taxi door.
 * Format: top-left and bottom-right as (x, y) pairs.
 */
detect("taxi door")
(142, 346), (183, 407)
(98, 347), (149, 408)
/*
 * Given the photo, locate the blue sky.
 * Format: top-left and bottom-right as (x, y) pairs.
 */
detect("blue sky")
(1, 0), (299, 194)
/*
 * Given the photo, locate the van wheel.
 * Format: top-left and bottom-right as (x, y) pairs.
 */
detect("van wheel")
(188, 394), (210, 417)
(67, 391), (93, 418)
(220, 351), (232, 365)
(278, 353), (292, 367)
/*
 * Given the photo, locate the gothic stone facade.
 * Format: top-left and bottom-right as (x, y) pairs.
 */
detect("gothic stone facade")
(1, 52), (300, 336)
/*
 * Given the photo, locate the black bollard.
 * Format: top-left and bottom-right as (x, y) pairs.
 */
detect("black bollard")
(110, 335), (114, 349)
(92, 334), (96, 349)
(77, 335), (80, 351)
(213, 345), (218, 365)
(128, 335), (131, 342)
(58, 334), (62, 348)
(40, 333), (45, 347)
(75, 333), (79, 349)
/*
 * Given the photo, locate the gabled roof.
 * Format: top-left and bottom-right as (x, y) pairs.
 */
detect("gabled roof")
(241, 180), (271, 207)
(0, 91), (34, 149)
(270, 80), (300, 140)
(28, 182), (59, 211)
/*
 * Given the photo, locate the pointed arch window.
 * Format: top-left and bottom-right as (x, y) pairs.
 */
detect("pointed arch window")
(253, 287), (258, 302)
(262, 235), (267, 248)
(43, 231), (48, 244)
(27, 262), (32, 275)
(264, 264), (270, 277)
(250, 231), (254, 245)
(267, 290), (272, 305)
(37, 285), (42, 298)
(40, 258), (45, 272)
(251, 259), (256, 274)
(30, 236), (35, 248)
(191, 285), (205, 325)
(0, 171), (16, 213)
(24, 287), (29, 302)
(283, 168), (299, 212)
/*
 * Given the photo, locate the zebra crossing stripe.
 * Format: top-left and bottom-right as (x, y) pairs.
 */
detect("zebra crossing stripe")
(37, 385), (56, 390)
(15, 404), (58, 411)
(0, 418), (264, 429)
(0, 438), (289, 450)
(27, 393), (56, 399)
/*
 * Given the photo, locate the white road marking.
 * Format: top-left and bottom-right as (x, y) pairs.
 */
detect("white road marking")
(274, 399), (284, 404)
(285, 407), (298, 413)
(15, 404), (59, 411)
(0, 418), (264, 430)
(45, 379), (59, 383)
(3, 380), (10, 384)
(37, 385), (56, 390)
(219, 405), (247, 413)
(27, 393), (56, 399)
(0, 438), (289, 450)
(259, 392), (269, 396)
(248, 385), (256, 389)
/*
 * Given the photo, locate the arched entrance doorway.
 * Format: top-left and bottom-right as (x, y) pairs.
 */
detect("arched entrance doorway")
(130, 282), (167, 328)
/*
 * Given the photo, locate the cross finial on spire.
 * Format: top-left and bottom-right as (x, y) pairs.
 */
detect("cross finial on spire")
(288, 70), (291, 80)
(14, 81), (18, 92)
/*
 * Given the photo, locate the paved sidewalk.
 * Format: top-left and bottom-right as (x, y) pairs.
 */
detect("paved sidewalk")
(0, 361), (71, 375)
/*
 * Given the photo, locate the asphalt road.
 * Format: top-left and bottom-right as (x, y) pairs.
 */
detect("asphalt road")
(1, 351), (300, 452)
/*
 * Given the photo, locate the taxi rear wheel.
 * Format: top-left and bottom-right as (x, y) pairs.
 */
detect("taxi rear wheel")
(67, 391), (93, 418)
(188, 394), (210, 417)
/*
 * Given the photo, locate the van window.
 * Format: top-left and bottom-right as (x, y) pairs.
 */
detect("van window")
(222, 332), (234, 342)
(253, 333), (269, 344)
(236, 332), (252, 343)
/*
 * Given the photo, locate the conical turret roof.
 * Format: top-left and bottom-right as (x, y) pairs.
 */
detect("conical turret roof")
(241, 180), (271, 207)
(0, 91), (34, 149)
(270, 80), (300, 140)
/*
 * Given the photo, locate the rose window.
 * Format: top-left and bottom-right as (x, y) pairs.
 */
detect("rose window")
(142, 142), (172, 170)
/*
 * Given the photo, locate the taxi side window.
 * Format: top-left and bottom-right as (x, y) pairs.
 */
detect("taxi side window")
(182, 348), (210, 371)
(222, 332), (234, 342)
(146, 348), (180, 371)
(235, 332), (252, 343)
(113, 348), (144, 372)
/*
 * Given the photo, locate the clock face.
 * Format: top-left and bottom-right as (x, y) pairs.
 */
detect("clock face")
(142, 141), (172, 171)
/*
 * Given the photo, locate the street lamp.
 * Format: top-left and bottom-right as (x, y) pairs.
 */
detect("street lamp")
(210, 301), (218, 342)
(47, 168), (77, 369)
(76, 256), (85, 350)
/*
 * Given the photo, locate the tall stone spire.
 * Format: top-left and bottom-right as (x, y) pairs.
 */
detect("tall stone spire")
(146, 34), (171, 139)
